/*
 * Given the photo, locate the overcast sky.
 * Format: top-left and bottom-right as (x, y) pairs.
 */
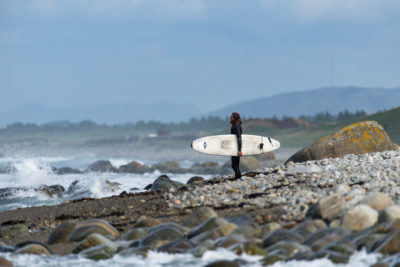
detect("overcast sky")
(1, 0), (400, 112)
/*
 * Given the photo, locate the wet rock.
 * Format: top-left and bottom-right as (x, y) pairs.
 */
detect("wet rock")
(292, 219), (327, 239)
(0, 257), (13, 267)
(118, 161), (151, 174)
(150, 175), (186, 192)
(342, 205), (378, 231)
(188, 217), (229, 238)
(119, 246), (151, 258)
(214, 223), (238, 238)
(323, 241), (355, 256)
(232, 226), (258, 239)
(55, 167), (82, 175)
(230, 242), (267, 256)
(72, 233), (117, 254)
(120, 228), (147, 241)
(80, 243), (118, 260)
(15, 241), (52, 256)
(105, 179), (121, 192)
(204, 260), (240, 267)
(262, 229), (304, 247)
(148, 223), (189, 235)
(375, 230), (400, 255)
(144, 184), (152, 190)
(186, 176), (205, 185)
(157, 238), (194, 254)
(69, 219), (120, 242)
(226, 214), (253, 227)
(191, 240), (216, 257)
(86, 160), (118, 173)
(189, 162), (220, 174)
(262, 254), (285, 266)
(216, 234), (247, 249)
(0, 224), (29, 238)
(152, 161), (184, 173)
(132, 216), (162, 228)
(140, 227), (184, 247)
(379, 205), (400, 223)
(310, 249), (349, 264)
(360, 192), (394, 210)
(183, 206), (218, 228)
(47, 220), (78, 245)
(266, 241), (311, 259)
(285, 121), (398, 164)
(240, 156), (260, 172)
(0, 241), (14, 252)
(38, 184), (65, 198)
(189, 229), (220, 245)
(255, 222), (281, 238)
(307, 195), (346, 222)
(303, 227), (350, 250)
(352, 233), (387, 250)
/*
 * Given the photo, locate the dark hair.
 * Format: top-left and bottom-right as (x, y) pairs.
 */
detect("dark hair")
(231, 112), (242, 125)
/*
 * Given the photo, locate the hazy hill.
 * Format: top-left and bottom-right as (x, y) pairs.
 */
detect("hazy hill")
(0, 102), (202, 127)
(209, 87), (400, 118)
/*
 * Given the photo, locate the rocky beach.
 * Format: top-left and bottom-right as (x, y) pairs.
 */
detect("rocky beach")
(0, 121), (400, 266)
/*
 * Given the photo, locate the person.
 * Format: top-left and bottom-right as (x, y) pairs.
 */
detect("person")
(230, 112), (242, 179)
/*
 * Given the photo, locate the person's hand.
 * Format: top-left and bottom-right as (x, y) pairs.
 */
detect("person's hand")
(237, 151), (243, 157)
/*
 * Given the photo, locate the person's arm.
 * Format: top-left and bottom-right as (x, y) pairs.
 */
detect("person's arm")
(234, 125), (242, 156)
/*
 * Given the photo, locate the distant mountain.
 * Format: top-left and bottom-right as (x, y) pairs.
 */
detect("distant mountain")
(0, 102), (202, 127)
(209, 87), (400, 118)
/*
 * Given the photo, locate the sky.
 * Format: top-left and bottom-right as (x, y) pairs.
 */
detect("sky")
(1, 0), (400, 112)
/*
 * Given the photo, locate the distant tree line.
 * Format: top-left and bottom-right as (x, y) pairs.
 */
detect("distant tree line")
(299, 109), (366, 124)
(0, 109), (367, 134)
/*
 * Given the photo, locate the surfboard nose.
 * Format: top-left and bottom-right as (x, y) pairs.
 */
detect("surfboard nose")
(190, 141), (193, 148)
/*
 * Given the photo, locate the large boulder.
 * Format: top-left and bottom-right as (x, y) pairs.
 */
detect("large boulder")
(150, 175), (185, 192)
(69, 219), (119, 242)
(285, 121), (398, 164)
(86, 160), (118, 173)
(152, 161), (184, 173)
(118, 161), (151, 174)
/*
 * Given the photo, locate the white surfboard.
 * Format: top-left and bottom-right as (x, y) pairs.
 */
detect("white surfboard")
(191, 134), (280, 156)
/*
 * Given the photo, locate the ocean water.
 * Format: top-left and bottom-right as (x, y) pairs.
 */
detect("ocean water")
(0, 156), (213, 212)
(0, 248), (380, 267)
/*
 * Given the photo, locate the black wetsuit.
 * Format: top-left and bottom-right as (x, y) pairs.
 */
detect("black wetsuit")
(231, 124), (242, 179)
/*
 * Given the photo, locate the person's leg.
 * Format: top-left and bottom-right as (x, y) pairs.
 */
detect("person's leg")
(231, 156), (241, 179)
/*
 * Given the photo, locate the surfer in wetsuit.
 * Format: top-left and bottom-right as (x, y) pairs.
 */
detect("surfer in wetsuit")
(230, 112), (242, 179)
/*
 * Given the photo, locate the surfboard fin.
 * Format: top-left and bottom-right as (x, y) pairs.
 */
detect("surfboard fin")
(259, 143), (264, 150)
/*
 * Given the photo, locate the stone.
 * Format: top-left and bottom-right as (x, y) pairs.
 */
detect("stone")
(72, 233), (117, 254)
(38, 184), (65, 198)
(310, 249), (349, 264)
(69, 219), (119, 242)
(132, 216), (162, 228)
(140, 227), (184, 247)
(55, 167), (82, 175)
(262, 229), (304, 248)
(308, 195), (346, 222)
(379, 206), (400, 223)
(47, 221), (77, 245)
(342, 205), (379, 231)
(152, 161), (184, 173)
(150, 175), (186, 192)
(157, 238), (194, 253)
(204, 260), (240, 267)
(190, 229), (221, 245)
(303, 227), (350, 248)
(118, 161), (151, 174)
(0, 224), (29, 238)
(352, 233), (386, 250)
(255, 222), (281, 238)
(120, 228), (147, 241)
(15, 241), (52, 256)
(360, 192), (394, 210)
(80, 243), (118, 260)
(217, 234), (247, 249)
(186, 176), (205, 185)
(0, 257), (13, 267)
(214, 223), (238, 237)
(285, 121), (398, 164)
(230, 242), (267, 256)
(292, 219), (327, 239)
(147, 223), (189, 235)
(86, 160), (118, 172)
(375, 230), (400, 255)
(266, 241), (311, 259)
(183, 206), (218, 228)
(191, 240), (216, 257)
(188, 217), (229, 238)
(0, 242), (14, 253)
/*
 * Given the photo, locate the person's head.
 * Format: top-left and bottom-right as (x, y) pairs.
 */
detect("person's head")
(230, 112), (241, 125)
